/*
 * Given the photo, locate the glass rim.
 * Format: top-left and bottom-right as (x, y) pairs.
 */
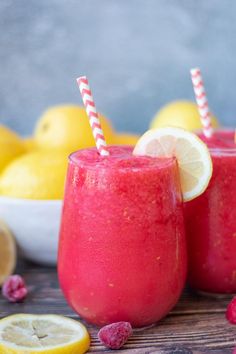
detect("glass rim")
(196, 127), (236, 154)
(68, 146), (177, 170)
(195, 127), (235, 133)
(209, 147), (236, 155)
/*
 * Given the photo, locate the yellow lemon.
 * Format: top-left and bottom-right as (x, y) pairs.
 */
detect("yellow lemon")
(34, 105), (115, 151)
(23, 137), (36, 151)
(114, 133), (140, 146)
(0, 220), (16, 286)
(0, 314), (90, 354)
(133, 127), (212, 201)
(0, 124), (25, 172)
(150, 100), (220, 131)
(0, 150), (70, 200)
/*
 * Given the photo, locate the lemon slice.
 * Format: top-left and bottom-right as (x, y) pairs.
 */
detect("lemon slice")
(0, 220), (16, 286)
(0, 314), (90, 354)
(133, 127), (212, 201)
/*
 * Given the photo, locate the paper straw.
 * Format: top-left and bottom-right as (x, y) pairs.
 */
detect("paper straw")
(77, 76), (110, 156)
(190, 67), (213, 138)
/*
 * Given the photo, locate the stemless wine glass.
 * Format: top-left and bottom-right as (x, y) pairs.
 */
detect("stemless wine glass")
(58, 145), (187, 327)
(186, 129), (236, 294)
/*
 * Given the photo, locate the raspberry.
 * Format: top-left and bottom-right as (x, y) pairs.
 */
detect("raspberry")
(98, 321), (132, 349)
(2, 275), (28, 303)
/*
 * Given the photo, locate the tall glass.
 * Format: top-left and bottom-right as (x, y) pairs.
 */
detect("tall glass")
(186, 139), (236, 294)
(58, 146), (187, 327)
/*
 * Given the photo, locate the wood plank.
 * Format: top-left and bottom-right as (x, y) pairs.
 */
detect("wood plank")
(0, 261), (235, 353)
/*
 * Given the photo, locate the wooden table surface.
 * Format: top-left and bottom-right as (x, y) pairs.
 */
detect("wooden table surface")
(0, 260), (236, 354)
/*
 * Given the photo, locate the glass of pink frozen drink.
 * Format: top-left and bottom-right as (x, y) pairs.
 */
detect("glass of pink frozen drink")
(58, 146), (187, 327)
(185, 130), (236, 294)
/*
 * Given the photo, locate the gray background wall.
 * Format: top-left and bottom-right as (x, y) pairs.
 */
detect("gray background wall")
(0, 0), (235, 135)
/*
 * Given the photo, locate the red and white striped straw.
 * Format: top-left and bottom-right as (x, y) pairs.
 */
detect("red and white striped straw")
(190, 67), (213, 138)
(77, 76), (110, 156)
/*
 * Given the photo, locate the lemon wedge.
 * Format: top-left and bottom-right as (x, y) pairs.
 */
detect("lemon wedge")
(133, 127), (212, 201)
(0, 314), (90, 354)
(0, 220), (16, 286)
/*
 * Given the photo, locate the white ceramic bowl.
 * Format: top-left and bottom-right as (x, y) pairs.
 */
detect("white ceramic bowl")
(0, 197), (62, 266)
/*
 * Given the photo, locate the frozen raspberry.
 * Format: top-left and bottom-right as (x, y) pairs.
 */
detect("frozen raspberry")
(226, 296), (236, 324)
(98, 321), (132, 349)
(2, 275), (28, 303)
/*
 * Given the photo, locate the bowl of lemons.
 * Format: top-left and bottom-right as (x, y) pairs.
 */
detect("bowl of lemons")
(0, 148), (68, 265)
(0, 105), (139, 265)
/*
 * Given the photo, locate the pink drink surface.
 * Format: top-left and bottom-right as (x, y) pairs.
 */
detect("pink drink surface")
(214, 129), (235, 142)
(186, 130), (236, 293)
(58, 146), (187, 327)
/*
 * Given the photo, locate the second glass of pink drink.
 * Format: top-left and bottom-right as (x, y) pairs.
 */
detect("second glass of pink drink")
(186, 130), (236, 294)
(58, 146), (187, 327)
(187, 67), (236, 294)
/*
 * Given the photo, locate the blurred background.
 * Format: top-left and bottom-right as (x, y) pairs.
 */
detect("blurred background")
(0, 0), (235, 268)
(0, 0), (235, 135)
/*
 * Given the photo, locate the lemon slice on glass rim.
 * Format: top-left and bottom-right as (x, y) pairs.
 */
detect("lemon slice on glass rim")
(0, 314), (90, 354)
(133, 127), (212, 202)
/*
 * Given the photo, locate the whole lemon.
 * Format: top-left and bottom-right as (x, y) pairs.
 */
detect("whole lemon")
(34, 105), (115, 151)
(0, 150), (70, 200)
(150, 100), (220, 131)
(114, 133), (140, 146)
(23, 137), (36, 152)
(0, 124), (25, 172)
